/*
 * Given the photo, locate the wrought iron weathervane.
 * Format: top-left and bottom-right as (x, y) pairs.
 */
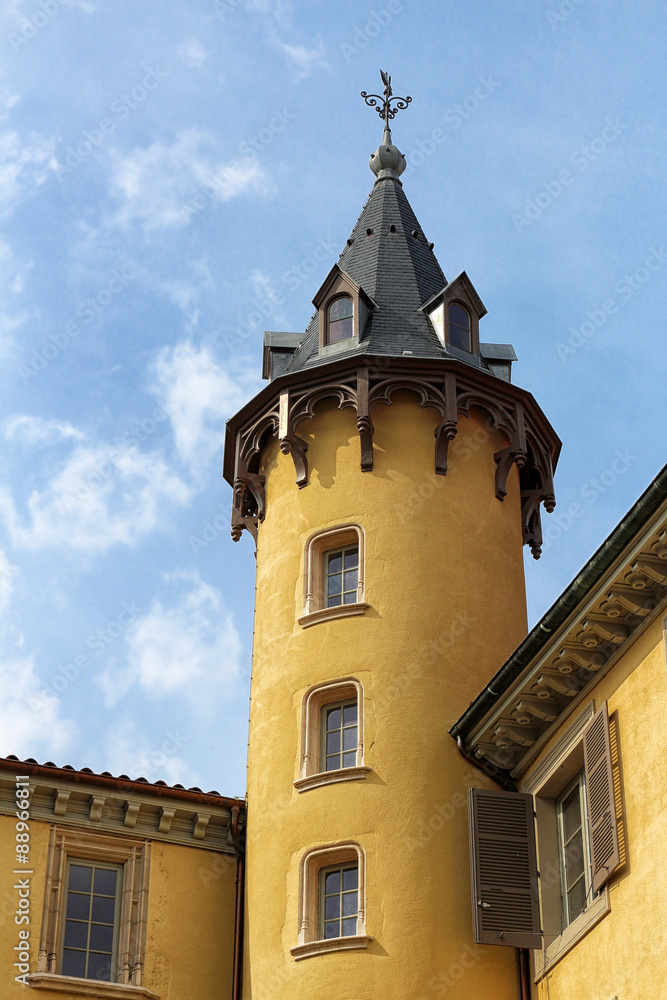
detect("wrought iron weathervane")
(361, 70), (412, 129)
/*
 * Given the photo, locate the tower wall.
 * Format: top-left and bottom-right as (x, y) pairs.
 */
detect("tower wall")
(244, 394), (526, 999)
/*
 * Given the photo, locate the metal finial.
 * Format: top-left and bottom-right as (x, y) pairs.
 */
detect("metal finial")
(361, 70), (412, 130)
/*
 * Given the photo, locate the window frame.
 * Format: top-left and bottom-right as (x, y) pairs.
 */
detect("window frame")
(318, 862), (359, 940)
(59, 858), (123, 983)
(321, 698), (359, 772)
(325, 294), (355, 345)
(299, 524), (368, 629)
(290, 842), (370, 961)
(556, 772), (594, 929)
(28, 826), (156, 1000)
(447, 302), (472, 352)
(323, 544), (359, 609)
(294, 678), (370, 792)
(521, 702), (611, 981)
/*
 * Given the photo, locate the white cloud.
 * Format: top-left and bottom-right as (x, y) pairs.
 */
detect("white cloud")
(102, 720), (195, 786)
(277, 34), (327, 79)
(178, 39), (210, 68)
(0, 549), (16, 615)
(0, 237), (34, 353)
(5, 415), (85, 445)
(161, 257), (215, 332)
(109, 130), (270, 231)
(151, 340), (259, 478)
(0, 657), (72, 759)
(99, 572), (243, 708)
(0, 130), (54, 219)
(0, 438), (191, 553)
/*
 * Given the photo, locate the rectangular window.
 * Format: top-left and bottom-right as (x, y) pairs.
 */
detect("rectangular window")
(324, 546), (358, 608)
(60, 860), (122, 981)
(320, 864), (358, 940)
(556, 772), (593, 928)
(322, 700), (358, 771)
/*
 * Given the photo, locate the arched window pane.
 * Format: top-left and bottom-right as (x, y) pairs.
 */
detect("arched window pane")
(327, 296), (354, 343)
(449, 303), (471, 352)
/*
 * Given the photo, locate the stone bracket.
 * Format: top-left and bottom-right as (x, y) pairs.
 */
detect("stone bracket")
(279, 390), (309, 488)
(356, 368), (374, 472)
(434, 371), (458, 475)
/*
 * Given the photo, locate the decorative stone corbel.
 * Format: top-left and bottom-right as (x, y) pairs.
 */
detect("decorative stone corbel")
(53, 790), (70, 817)
(278, 390), (308, 488)
(494, 402), (527, 500)
(158, 807), (175, 834)
(434, 371), (458, 475)
(89, 796), (106, 822)
(356, 368), (374, 472)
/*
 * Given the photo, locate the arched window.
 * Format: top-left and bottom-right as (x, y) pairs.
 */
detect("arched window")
(294, 678), (370, 792)
(299, 523), (367, 628)
(327, 296), (354, 343)
(290, 841), (370, 960)
(448, 303), (471, 352)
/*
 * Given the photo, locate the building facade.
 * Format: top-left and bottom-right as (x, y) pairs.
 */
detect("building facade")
(1, 77), (665, 999)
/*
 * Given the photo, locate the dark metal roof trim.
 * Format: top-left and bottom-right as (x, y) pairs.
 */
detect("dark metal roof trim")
(449, 461), (667, 742)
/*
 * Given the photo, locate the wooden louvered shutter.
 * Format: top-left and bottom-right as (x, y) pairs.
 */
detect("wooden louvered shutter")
(468, 788), (541, 949)
(584, 701), (620, 893)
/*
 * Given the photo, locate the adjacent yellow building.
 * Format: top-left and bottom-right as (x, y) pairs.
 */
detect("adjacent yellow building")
(1, 75), (665, 1000)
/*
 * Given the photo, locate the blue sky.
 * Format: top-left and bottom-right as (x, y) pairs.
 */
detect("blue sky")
(0, 0), (665, 796)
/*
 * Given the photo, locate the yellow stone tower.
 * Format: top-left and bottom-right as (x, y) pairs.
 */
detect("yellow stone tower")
(223, 74), (560, 999)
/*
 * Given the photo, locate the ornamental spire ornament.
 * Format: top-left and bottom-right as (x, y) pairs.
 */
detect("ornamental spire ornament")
(362, 70), (411, 181)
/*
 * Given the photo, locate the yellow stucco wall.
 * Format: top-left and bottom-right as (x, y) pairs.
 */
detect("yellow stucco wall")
(0, 813), (237, 999)
(245, 395), (530, 999)
(527, 618), (667, 1000)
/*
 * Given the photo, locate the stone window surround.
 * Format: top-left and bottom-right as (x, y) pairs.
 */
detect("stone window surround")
(294, 678), (371, 792)
(290, 841), (371, 961)
(28, 825), (157, 1000)
(298, 523), (368, 629)
(521, 701), (611, 981)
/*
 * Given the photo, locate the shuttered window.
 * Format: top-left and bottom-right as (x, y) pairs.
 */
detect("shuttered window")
(583, 701), (621, 893)
(468, 788), (541, 949)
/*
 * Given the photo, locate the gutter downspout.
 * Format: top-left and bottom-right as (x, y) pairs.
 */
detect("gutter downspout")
(456, 737), (531, 1000)
(230, 805), (246, 1000)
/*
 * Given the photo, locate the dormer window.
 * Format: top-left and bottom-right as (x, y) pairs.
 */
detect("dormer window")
(313, 264), (375, 354)
(327, 296), (354, 344)
(448, 303), (471, 352)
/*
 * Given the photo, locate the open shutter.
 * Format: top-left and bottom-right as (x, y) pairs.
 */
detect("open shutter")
(584, 701), (620, 893)
(468, 787), (541, 949)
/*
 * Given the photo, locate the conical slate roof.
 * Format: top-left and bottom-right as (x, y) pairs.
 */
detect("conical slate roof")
(284, 175), (449, 374)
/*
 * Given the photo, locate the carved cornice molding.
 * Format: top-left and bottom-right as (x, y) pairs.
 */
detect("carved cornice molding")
(467, 524), (667, 777)
(0, 774), (238, 854)
(225, 356), (560, 557)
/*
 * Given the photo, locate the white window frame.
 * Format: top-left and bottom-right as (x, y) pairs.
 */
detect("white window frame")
(294, 678), (371, 792)
(298, 524), (368, 629)
(555, 772), (594, 929)
(290, 842), (371, 961)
